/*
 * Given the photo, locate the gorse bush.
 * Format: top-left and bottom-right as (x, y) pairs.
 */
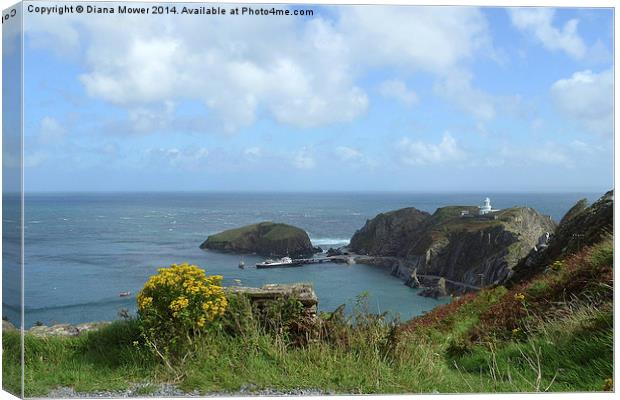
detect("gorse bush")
(137, 263), (228, 364)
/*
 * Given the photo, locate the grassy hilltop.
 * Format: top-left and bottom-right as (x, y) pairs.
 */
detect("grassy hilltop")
(200, 221), (315, 257)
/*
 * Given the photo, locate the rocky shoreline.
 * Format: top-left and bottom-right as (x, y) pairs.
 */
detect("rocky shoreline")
(340, 204), (556, 297)
(327, 252), (468, 298)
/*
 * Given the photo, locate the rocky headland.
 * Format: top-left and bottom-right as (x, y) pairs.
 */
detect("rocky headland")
(508, 190), (613, 285)
(200, 221), (317, 257)
(347, 204), (557, 297)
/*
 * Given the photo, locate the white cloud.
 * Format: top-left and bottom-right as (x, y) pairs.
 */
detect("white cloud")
(378, 79), (418, 106)
(26, 6), (497, 131)
(39, 117), (66, 144)
(528, 145), (571, 166)
(145, 146), (209, 169)
(293, 148), (316, 169)
(490, 140), (609, 169)
(508, 8), (586, 59)
(569, 140), (605, 155)
(80, 38), (181, 105)
(127, 101), (176, 133)
(434, 70), (496, 121)
(550, 69), (613, 136)
(341, 7), (498, 122)
(334, 146), (379, 169)
(335, 146), (363, 161)
(72, 14), (369, 131)
(340, 7), (490, 72)
(398, 133), (466, 165)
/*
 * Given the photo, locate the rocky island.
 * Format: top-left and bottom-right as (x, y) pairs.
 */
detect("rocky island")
(200, 221), (317, 257)
(347, 202), (556, 296)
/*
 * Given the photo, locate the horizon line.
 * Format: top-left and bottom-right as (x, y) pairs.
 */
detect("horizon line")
(6, 189), (611, 195)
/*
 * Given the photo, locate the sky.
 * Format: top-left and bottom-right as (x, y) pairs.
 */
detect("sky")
(8, 3), (615, 192)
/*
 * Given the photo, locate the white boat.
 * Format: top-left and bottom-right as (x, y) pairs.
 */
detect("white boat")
(256, 256), (301, 268)
(239, 257), (245, 269)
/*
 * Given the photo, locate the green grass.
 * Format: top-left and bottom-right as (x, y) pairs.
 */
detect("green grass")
(261, 223), (306, 241)
(430, 206), (480, 224)
(2, 328), (22, 396)
(205, 223), (260, 243)
(6, 300), (612, 396)
(3, 240), (613, 396)
(4, 320), (162, 397)
(452, 304), (612, 392)
(205, 222), (306, 244)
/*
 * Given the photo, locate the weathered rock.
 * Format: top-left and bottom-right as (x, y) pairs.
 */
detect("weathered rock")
(405, 268), (421, 288)
(227, 283), (318, 315)
(29, 324), (80, 337)
(326, 247), (343, 257)
(418, 277), (448, 299)
(350, 207), (431, 256)
(200, 221), (315, 257)
(2, 319), (17, 332)
(28, 321), (111, 337)
(509, 190), (613, 285)
(349, 205), (556, 292)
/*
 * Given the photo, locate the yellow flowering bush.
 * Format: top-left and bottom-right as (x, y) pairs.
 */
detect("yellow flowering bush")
(137, 263), (228, 359)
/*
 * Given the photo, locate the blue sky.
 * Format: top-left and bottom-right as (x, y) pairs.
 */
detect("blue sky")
(14, 4), (614, 192)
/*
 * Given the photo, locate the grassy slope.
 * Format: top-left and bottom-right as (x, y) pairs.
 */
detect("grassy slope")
(3, 240), (613, 396)
(206, 222), (306, 244)
(262, 223), (307, 241)
(207, 224), (260, 243)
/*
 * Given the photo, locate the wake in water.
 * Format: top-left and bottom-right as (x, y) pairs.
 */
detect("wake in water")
(310, 238), (350, 246)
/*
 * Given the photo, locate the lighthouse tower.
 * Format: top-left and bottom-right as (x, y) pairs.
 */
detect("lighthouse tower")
(479, 197), (493, 215)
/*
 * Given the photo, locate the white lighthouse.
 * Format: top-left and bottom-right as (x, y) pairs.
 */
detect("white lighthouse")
(479, 197), (498, 215)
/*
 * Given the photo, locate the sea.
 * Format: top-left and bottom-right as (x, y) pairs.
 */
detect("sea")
(2, 191), (604, 328)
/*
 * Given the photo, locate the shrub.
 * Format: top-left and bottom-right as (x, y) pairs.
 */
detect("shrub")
(587, 239), (613, 271)
(445, 336), (473, 358)
(526, 281), (549, 298)
(220, 292), (257, 337)
(136, 263), (228, 363)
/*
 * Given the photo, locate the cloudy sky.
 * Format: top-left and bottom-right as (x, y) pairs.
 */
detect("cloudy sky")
(15, 4), (614, 192)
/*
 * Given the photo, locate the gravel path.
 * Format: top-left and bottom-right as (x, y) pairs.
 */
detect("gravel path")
(46, 383), (328, 398)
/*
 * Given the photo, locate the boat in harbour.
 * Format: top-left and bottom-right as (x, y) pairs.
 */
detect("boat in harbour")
(256, 256), (303, 268)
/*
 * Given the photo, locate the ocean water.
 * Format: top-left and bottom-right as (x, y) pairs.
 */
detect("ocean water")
(4, 191), (603, 328)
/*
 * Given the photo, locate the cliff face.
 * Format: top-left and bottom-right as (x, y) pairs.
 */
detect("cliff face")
(350, 205), (556, 291)
(508, 190), (613, 285)
(349, 207), (430, 256)
(200, 221), (315, 257)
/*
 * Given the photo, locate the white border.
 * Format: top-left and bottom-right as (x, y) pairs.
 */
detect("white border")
(0, 1), (616, 400)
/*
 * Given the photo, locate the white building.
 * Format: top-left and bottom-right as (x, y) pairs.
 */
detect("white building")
(479, 197), (499, 215)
